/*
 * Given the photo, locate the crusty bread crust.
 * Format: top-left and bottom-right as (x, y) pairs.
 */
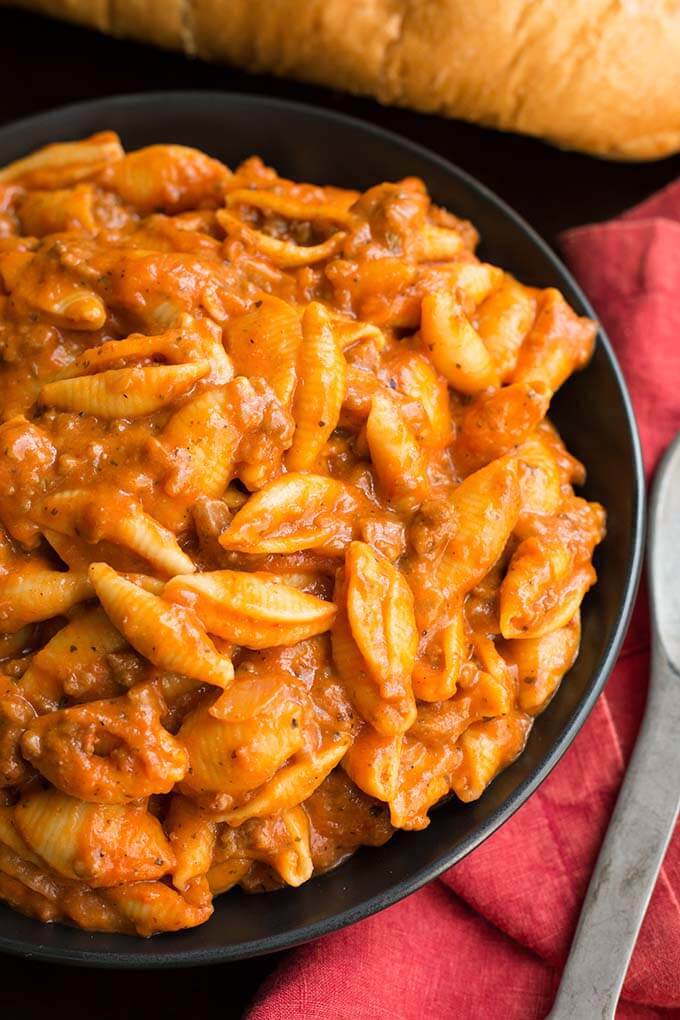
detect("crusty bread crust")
(6, 0), (680, 160)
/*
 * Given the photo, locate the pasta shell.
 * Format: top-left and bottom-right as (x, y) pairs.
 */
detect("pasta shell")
(0, 804), (43, 865)
(207, 858), (251, 895)
(103, 880), (213, 936)
(219, 473), (362, 555)
(38, 488), (195, 577)
(7, 248), (108, 330)
(421, 291), (499, 394)
(39, 290), (106, 334)
(471, 635), (515, 709)
(225, 188), (355, 225)
(151, 387), (238, 500)
(501, 612), (581, 715)
(342, 726), (402, 802)
(21, 684), (189, 803)
(42, 528), (111, 573)
(434, 456), (520, 600)
(0, 829), (62, 902)
(387, 680), (510, 829)
(388, 748), (453, 832)
(332, 567), (416, 738)
(465, 667), (515, 720)
(0, 418), (56, 547)
(55, 883), (127, 934)
(451, 715), (531, 803)
(115, 513), (195, 576)
(14, 788), (175, 888)
(0, 131), (124, 187)
(44, 535), (168, 582)
(415, 223), (464, 261)
(263, 805), (313, 887)
(232, 372), (295, 491)
(39, 361), (209, 418)
(122, 573), (166, 594)
(86, 247), (241, 334)
(164, 569), (336, 649)
(500, 536), (595, 640)
(513, 288), (596, 394)
(58, 316), (232, 385)
(89, 564), (233, 689)
(208, 670), (297, 722)
(218, 208), (346, 268)
(330, 316), (386, 353)
(366, 391), (430, 512)
(98, 144), (230, 213)
(342, 365), (385, 420)
(184, 317), (235, 385)
(476, 275), (537, 382)
(214, 806), (314, 888)
(514, 495), (606, 554)
(412, 602), (467, 703)
(166, 795), (217, 892)
(224, 736), (351, 826)
(19, 184), (96, 236)
(20, 606), (127, 713)
(179, 683), (305, 796)
(343, 368), (438, 447)
(0, 251), (35, 295)
(442, 262), (502, 309)
(346, 541), (417, 698)
(285, 302), (346, 471)
(500, 535), (572, 640)
(0, 569), (93, 634)
(455, 382), (551, 475)
(0, 870), (60, 926)
(225, 294), (301, 407)
(386, 350), (452, 448)
(515, 434), (563, 518)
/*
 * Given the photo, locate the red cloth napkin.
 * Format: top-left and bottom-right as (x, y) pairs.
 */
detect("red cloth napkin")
(248, 182), (680, 1020)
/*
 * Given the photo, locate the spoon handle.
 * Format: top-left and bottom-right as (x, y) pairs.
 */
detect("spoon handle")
(548, 639), (680, 1020)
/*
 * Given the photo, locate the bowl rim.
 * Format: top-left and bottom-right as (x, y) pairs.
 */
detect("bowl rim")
(0, 90), (646, 968)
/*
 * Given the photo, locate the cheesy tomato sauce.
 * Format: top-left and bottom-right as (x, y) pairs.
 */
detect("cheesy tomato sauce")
(0, 134), (604, 935)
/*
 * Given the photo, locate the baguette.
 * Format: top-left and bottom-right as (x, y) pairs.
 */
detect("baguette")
(5, 0), (680, 160)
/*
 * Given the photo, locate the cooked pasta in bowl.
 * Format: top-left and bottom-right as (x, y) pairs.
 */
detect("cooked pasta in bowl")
(0, 94), (642, 961)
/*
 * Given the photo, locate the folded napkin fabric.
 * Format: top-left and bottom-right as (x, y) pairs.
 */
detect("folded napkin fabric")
(248, 180), (680, 1020)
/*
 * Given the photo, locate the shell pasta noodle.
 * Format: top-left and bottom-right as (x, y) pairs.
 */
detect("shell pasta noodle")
(0, 133), (605, 936)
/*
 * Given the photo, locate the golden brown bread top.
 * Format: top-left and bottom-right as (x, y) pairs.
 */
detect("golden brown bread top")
(4, 0), (680, 159)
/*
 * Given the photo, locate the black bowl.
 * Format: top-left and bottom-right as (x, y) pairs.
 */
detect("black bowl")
(0, 92), (644, 967)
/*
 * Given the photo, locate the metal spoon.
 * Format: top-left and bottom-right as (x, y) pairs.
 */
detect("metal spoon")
(548, 433), (680, 1020)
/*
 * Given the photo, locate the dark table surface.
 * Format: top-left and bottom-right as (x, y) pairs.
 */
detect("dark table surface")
(0, 7), (678, 1019)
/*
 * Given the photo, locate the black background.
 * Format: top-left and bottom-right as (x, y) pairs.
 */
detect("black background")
(0, 8), (678, 1018)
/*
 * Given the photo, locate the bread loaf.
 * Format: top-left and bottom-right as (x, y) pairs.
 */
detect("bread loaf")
(6, 0), (680, 160)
